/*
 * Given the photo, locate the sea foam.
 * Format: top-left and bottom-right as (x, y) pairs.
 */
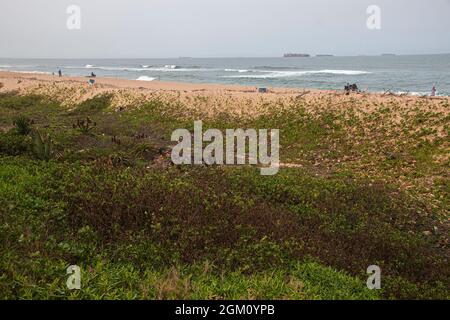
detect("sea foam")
(136, 76), (156, 81)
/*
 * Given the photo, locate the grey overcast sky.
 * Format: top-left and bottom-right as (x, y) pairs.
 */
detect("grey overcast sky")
(1, 0), (449, 58)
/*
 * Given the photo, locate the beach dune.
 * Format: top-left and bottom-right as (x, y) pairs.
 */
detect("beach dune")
(0, 71), (447, 120)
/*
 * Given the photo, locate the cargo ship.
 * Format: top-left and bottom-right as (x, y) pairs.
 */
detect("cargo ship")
(283, 53), (310, 58)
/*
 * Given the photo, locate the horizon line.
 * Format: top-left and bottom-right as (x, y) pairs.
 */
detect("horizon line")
(1, 53), (450, 60)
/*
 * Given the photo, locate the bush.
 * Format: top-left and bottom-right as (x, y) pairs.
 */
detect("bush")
(0, 132), (30, 156)
(0, 92), (43, 110)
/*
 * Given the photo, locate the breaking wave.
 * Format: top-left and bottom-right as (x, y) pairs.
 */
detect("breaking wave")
(136, 76), (156, 81)
(224, 69), (371, 79)
(64, 65), (213, 72)
(224, 69), (251, 73)
(9, 70), (52, 75)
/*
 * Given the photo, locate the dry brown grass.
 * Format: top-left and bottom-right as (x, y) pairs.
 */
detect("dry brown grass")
(155, 267), (191, 300)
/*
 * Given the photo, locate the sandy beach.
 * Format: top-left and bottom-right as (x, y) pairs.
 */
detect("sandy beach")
(1, 71), (448, 121)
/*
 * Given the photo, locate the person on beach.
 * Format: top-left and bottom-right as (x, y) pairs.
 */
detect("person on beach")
(58, 69), (62, 77)
(345, 83), (351, 94)
(90, 72), (96, 78)
(431, 85), (436, 97)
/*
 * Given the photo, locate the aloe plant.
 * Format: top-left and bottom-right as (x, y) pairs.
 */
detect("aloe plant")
(31, 130), (53, 161)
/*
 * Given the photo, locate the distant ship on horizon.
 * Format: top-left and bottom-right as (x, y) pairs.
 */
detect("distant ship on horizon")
(283, 53), (310, 58)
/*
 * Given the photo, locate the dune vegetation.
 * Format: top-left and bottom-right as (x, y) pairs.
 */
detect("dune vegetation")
(0, 87), (448, 300)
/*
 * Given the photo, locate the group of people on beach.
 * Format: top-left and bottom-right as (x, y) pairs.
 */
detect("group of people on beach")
(345, 82), (438, 97)
(344, 83), (360, 94)
(55, 69), (96, 78)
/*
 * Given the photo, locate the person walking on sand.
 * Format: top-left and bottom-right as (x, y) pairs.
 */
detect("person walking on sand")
(58, 69), (62, 77)
(431, 85), (436, 97)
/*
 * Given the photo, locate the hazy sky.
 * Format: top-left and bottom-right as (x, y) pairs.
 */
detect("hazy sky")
(1, 0), (449, 58)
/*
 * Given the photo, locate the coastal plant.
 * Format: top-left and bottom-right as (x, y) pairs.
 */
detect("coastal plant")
(132, 143), (155, 157)
(0, 92), (44, 110)
(104, 152), (133, 167)
(31, 129), (54, 161)
(73, 117), (96, 135)
(13, 115), (34, 135)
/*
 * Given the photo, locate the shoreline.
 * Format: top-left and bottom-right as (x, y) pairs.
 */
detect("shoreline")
(0, 70), (327, 94)
(1, 70), (447, 98)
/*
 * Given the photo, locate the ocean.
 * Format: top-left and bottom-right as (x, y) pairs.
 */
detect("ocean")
(1, 54), (449, 96)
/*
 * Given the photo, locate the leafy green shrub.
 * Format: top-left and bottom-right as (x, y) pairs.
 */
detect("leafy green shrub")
(226, 167), (449, 292)
(383, 276), (449, 300)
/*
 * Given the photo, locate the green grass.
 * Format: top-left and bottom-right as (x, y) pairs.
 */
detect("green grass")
(0, 256), (379, 300)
